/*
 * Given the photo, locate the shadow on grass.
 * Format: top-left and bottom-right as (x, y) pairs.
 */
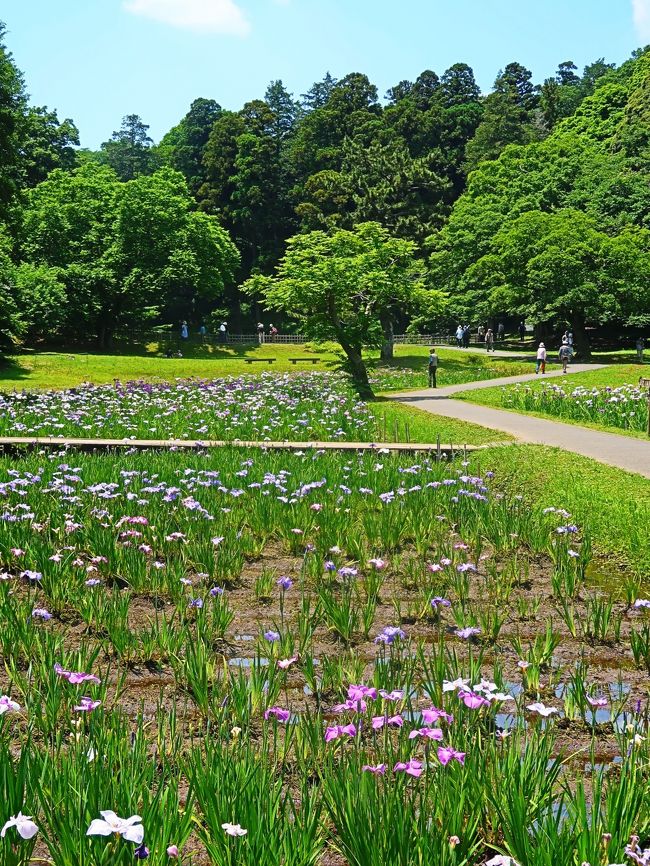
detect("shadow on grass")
(0, 356), (31, 384)
(370, 351), (535, 374)
(14, 340), (342, 364)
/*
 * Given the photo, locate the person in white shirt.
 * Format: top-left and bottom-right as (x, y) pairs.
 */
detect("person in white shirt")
(535, 342), (547, 374)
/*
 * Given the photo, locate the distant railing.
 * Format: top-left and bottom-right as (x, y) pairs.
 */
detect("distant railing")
(136, 331), (476, 347)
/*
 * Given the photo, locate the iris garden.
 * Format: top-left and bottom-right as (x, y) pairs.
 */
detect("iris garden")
(0, 373), (648, 866)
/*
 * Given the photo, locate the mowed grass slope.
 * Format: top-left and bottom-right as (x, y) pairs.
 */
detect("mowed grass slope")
(474, 444), (650, 580)
(1, 344), (537, 392)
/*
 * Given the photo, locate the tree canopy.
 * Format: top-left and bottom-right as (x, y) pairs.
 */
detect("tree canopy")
(429, 51), (650, 354)
(21, 164), (239, 345)
(0, 12), (648, 351)
(243, 222), (445, 395)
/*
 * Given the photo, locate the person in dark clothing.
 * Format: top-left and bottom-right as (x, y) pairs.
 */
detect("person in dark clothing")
(428, 348), (439, 388)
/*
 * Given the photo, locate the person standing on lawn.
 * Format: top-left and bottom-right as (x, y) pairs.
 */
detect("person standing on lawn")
(485, 328), (494, 352)
(455, 324), (463, 347)
(497, 322), (505, 341)
(559, 340), (572, 374)
(536, 342), (547, 374)
(636, 336), (645, 363)
(428, 347), (439, 388)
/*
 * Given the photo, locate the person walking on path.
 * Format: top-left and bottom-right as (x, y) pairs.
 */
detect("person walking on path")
(428, 347), (439, 388)
(477, 324), (485, 343)
(636, 336), (645, 363)
(536, 342), (547, 375)
(519, 321), (526, 342)
(180, 321), (189, 340)
(462, 324), (471, 348)
(559, 340), (572, 374)
(485, 328), (494, 352)
(257, 322), (265, 345)
(455, 325), (463, 348)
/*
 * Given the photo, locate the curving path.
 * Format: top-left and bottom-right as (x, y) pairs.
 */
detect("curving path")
(394, 366), (650, 479)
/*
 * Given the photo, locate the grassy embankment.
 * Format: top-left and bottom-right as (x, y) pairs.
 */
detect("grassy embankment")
(457, 365), (649, 440)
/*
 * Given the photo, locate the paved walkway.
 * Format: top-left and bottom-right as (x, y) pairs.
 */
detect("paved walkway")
(395, 366), (650, 479)
(432, 344), (533, 358)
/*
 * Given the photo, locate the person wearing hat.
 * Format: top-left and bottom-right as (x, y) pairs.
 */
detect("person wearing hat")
(535, 342), (547, 375)
(218, 321), (227, 344)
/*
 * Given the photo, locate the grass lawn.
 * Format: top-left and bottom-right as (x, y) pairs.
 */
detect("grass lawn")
(0, 344), (540, 392)
(456, 364), (649, 440)
(472, 444), (650, 582)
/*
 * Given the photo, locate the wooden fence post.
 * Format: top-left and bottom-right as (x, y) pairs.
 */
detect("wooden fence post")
(640, 377), (650, 437)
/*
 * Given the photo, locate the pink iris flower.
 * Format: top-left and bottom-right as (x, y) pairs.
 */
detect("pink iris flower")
(348, 684), (377, 702)
(422, 706), (454, 724)
(409, 726), (443, 741)
(393, 759), (424, 778)
(264, 706), (291, 723)
(458, 691), (490, 710)
(324, 723), (356, 742)
(362, 763), (386, 775)
(371, 715), (403, 730)
(437, 746), (465, 766)
(54, 664), (101, 685)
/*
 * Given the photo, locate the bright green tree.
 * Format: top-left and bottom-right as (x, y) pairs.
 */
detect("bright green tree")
(21, 164), (239, 345)
(429, 51), (650, 353)
(20, 106), (79, 186)
(242, 222), (444, 395)
(488, 210), (650, 355)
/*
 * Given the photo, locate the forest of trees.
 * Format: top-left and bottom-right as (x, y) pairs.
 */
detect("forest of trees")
(1, 17), (649, 354)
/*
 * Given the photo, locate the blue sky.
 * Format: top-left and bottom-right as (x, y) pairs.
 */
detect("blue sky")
(2, 0), (648, 149)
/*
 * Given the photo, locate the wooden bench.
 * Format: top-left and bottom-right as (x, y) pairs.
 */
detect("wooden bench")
(289, 357), (319, 365)
(245, 358), (276, 364)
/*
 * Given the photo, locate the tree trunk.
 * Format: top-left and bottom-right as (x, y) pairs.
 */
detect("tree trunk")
(97, 309), (116, 350)
(327, 293), (374, 398)
(339, 336), (373, 398)
(380, 314), (394, 362)
(571, 312), (590, 360)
